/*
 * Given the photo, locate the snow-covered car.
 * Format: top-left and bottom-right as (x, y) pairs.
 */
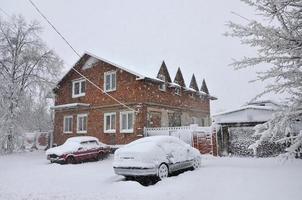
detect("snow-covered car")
(113, 136), (201, 180)
(46, 136), (110, 164)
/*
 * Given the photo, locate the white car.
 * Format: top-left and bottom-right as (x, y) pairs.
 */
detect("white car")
(113, 136), (201, 180)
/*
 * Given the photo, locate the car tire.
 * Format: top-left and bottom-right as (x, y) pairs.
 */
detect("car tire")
(192, 157), (201, 169)
(158, 163), (169, 180)
(66, 156), (76, 164)
(96, 152), (104, 161)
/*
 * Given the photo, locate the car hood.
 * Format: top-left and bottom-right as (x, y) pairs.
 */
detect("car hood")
(46, 143), (80, 156)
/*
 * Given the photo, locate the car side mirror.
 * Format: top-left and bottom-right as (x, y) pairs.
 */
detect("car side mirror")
(78, 147), (83, 151)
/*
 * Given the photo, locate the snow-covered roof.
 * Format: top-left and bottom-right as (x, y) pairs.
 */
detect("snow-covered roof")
(213, 105), (276, 117)
(84, 51), (146, 80)
(50, 103), (90, 110)
(212, 105), (277, 124)
(246, 100), (281, 107)
(184, 87), (197, 92)
(168, 82), (181, 88)
(66, 136), (99, 143)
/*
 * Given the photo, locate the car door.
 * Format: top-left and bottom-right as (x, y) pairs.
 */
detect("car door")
(88, 140), (100, 158)
(167, 140), (194, 172)
(78, 141), (91, 161)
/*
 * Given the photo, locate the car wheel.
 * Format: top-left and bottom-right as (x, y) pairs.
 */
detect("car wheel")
(96, 152), (104, 161)
(66, 156), (76, 164)
(158, 164), (169, 180)
(192, 158), (201, 169)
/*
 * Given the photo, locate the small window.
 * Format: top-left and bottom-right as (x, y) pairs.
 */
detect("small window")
(63, 116), (73, 133)
(104, 112), (116, 133)
(175, 87), (181, 95)
(72, 79), (86, 98)
(120, 111), (134, 133)
(77, 114), (87, 134)
(158, 74), (166, 91)
(104, 71), (116, 92)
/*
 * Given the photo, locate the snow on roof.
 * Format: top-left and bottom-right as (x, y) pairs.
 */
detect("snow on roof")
(66, 136), (99, 143)
(84, 51), (146, 80)
(212, 105), (275, 117)
(246, 99), (281, 107)
(184, 87), (197, 92)
(168, 82), (181, 87)
(50, 103), (90, 110)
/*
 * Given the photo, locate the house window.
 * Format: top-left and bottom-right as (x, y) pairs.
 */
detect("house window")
(120, 111), (134, 133)
(175, 87), (181, 95)
(104, 71), (116, 92)
(158, 74), (166, 91)
(104, 112), (116, 133)
(77, 114), (87, 134)
(63, 116), (73, 133)
(72, 79), (86, 98)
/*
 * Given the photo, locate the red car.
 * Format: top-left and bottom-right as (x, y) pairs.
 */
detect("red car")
(46, 136), (110, 164)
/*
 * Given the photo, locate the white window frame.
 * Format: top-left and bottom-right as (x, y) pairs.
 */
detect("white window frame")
(104, 71), (117, 92)
(72, 79), (86, 98)
(104, 112), (116, 133)
(120, 111), (134, 133)
(77, 113), (88, 134)
(63, 115), (73, 134)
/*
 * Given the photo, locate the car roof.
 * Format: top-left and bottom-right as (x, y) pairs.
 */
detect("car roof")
(129, 135), (185, 146)
(66, 136), (99, 143)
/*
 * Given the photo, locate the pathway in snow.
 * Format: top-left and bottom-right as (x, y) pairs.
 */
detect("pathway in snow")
(0, 151), (301, 200)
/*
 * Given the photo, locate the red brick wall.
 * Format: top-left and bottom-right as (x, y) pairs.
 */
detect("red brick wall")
(53, 55), (211, 145)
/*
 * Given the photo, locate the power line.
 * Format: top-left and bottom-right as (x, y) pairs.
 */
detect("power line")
(230, 11), (251, 22)
(28, 0), (137, 113)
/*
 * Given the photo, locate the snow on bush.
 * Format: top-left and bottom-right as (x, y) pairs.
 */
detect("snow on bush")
(229, 127), (284, 157)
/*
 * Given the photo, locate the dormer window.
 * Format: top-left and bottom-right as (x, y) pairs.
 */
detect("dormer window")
(175, 87), (181, 96)
(104, 71), (116, 92)
(158, 74), (166, 91)
(72, 79), (86, 98)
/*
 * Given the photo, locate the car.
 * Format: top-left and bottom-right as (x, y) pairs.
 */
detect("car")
(113, 135), (201, 180)
(46, 136), (110, 164)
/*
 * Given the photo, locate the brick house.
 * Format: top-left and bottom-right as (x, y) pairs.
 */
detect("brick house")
(51, 52), (217, 145)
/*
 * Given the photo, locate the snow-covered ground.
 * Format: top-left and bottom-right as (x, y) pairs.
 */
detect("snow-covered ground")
(0, 151), (302, 200)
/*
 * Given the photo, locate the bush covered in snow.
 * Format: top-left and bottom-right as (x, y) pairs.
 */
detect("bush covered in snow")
(228, 127), (285, 157)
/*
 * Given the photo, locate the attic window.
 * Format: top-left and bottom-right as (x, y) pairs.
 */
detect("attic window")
(72, 79), (86, 98)
(175, 87), (181, 96)
(83, 57), (98, 70)
(158, 74), (166, 91)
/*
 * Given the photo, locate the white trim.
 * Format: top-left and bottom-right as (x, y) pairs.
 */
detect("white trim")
(63, 115), (73, 134)
(50, 103), (90, 110)
(120, 111), (134, 133)
(104, 112), (116, 133)
(104, 71), (117, 92)
(72, 79), (86, 98)
(77, 113), (88, 134)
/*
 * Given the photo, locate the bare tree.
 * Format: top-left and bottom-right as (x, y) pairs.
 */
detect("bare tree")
(226, 0), (302, 158)
(0, 15), (62, 153)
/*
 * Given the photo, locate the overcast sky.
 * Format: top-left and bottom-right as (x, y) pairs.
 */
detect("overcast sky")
(0, 0), (284, 113)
